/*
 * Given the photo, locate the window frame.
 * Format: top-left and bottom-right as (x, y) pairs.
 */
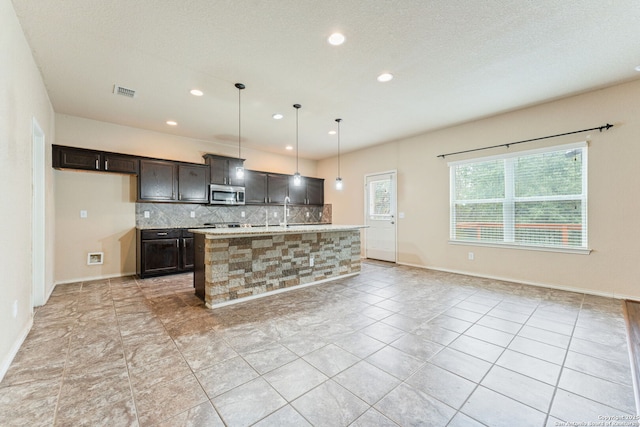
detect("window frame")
(448, 141), (590, 254)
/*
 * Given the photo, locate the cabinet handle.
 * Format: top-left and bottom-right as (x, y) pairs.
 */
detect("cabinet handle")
(105, 160), (109, 171)
(157, 232), (168, 236)
(95, 159), (99, 170)
(179, 192), (182, 200)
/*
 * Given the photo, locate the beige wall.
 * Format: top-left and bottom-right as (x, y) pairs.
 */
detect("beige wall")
(54, 172), (137, 282)
(53, 114), (319, 283)
(55, 114), (317, 176)
(319, 78), (640, 300)
(1, 0), (56, 377)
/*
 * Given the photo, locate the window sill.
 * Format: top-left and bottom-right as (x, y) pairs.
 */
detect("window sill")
(448, 240), (591, 255)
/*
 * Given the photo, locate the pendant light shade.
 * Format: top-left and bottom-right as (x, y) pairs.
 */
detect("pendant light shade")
(335, 118), (343, 190)
(235, 83), (245, 179)
(293, 104), (302, 186)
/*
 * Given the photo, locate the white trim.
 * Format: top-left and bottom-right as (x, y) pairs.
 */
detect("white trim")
(364, 170), (398, 263)
(0, 316), (33, 382)
(396, 262), (626, 300)
(448, 240), (591, 255)
(31, 117), (46, 307)
(206, 272), (360, 309)
(54, 271), (137, 286)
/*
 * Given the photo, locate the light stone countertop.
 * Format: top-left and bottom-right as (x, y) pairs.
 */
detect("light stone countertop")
(188, 224), (367, 239)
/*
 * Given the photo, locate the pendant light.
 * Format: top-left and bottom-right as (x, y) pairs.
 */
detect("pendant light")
(235, 83), (245, 179)
(335, 118), (343, 190)
(293, 104), (302, 186)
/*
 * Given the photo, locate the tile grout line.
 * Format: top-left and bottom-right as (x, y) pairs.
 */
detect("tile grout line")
(443, 290), (543, 426)
(541, 292), (585, 427)
(118, 276), (144, 427)
(50, 281), (83, 427)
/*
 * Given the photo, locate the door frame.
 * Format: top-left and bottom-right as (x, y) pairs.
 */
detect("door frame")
(363, 170), (398, 263)
(32, 117), (46, 307)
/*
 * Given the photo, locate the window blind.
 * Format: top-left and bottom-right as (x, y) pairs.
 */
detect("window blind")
(449, 142), (587, 250)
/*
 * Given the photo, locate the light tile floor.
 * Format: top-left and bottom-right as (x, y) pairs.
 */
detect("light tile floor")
(1, 262), (637, 426)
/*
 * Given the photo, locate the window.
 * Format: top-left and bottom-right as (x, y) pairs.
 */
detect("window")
(369, 178), (392, 220)
(449, 142), (587, 251)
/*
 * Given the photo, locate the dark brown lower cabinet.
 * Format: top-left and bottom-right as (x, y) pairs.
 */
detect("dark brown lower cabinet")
(137, 229), (194, 278)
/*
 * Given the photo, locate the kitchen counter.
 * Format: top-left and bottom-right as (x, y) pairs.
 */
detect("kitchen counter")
(192, 224), (366, 308)
(188, 224), (364, 238)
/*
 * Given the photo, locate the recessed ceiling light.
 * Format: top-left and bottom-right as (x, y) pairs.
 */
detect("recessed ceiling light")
(328, 130), (336, 135)
(272, 113), (284, 120)
(377, 73), (394, 82)
(328, 33), (345, 46)
(166, 120), (177, 126)
(190, 89), (204, 96)
(285, 145), (293, 150)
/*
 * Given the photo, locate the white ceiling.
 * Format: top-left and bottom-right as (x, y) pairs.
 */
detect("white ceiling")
(11, 0), (640, 160)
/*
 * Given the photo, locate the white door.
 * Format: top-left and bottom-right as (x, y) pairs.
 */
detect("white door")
(365, 171), (397, 262)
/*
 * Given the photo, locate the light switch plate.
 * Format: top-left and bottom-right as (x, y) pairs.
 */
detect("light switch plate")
(80, 210), (87, 218)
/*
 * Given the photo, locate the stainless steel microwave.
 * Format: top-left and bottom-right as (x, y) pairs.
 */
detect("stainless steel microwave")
(209, 184), (245, 205)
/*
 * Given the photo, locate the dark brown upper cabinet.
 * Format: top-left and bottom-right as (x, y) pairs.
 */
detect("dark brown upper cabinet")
(244, 170), (289, 204)
(138, 160), (209, 203)
(288, 176), (324, 205)
(203, 154), (245, 187)
(53, 145), (138, 174)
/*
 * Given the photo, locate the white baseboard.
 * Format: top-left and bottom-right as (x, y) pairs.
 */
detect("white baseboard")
(396, 262), (627, 300)
(0, 316), (33, 383)
(54, 271), (137, 286)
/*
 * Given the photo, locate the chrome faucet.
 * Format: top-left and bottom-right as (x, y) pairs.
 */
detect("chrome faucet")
(283, 196), (290, 227)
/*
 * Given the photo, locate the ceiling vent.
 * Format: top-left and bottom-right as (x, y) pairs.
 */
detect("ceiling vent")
(113, 85), (136, 98)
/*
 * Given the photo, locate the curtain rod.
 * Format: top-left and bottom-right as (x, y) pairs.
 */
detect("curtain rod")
(437, 123), (614, 159)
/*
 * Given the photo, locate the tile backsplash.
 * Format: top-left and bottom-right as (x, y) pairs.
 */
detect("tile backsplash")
(136, 203), (332, 229)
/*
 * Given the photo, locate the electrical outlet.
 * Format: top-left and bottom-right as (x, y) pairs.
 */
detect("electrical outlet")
(319, 212), (322, 218)
(309, 256), (315, 267)
(274, 212), (278, 217)
(241, 211), (245, 218)
(306, 212), (310, 218)
(190, 211), (195, 218)
(468, 252), (474, 261)
(144, 211), (150, 218)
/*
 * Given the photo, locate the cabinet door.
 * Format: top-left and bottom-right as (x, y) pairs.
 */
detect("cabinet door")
(141, 239), (180, 275)
(55, 146), (101, 171)
(245, 170), (268, 204)
(306, 178), (325, 205)
(267, 174), (289, 204)
(178, 164), (209, 202)
(288, 176), (307, 204)
(208, 157), (228, 185)
(104, 153), (139, 174)
(228, 158), (246, 187)
(139, 160), (178, 201)
(182, 237), (194, 270)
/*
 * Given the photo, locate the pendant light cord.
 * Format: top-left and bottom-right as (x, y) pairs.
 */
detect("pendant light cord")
(336, 118), (342, 177)
(235, 83), (245, 160)
(294, 104), (301, 173)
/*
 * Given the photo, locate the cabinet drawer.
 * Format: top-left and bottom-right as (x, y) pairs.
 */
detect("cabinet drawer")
(141, 229), (181, 239)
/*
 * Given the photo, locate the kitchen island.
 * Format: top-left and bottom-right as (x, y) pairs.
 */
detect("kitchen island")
(190, 224), (366, 308)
